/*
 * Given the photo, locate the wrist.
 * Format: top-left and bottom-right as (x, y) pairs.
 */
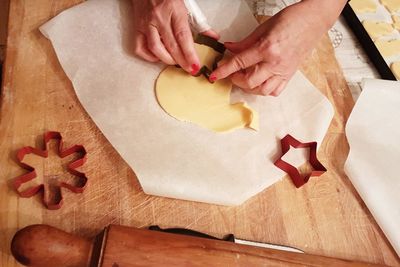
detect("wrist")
(298, 0), (346, 30)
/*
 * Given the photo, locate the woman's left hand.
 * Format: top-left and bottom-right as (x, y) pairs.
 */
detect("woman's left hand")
(210, 0), (345, 96)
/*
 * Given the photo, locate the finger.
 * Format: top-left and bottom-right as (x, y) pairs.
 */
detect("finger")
(146, 26), (175, 65)
(134, 32), (159, 62)
(224, 23), (268, 53)
(231, 62), (273, 90)
(210, 46), (262, 81)
(270, 80), (288, 97)
(224, 41), (247, 54)
(255, 75), (286, 96)
(201, 29), (220, 40)
(160, 27), (196, 74)
(157, 23), (187, 70)
(172, 16), (200, 75)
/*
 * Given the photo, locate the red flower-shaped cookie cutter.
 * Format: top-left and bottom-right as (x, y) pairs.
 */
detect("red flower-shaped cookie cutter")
(274, 134), (326, 188)
(13, 131), (88, 209)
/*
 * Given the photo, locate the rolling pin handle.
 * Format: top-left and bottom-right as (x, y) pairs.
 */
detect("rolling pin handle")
(11, 224), (93, 267)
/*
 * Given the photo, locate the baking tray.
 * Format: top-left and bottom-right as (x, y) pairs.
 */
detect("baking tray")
(342, 2), (397, 80)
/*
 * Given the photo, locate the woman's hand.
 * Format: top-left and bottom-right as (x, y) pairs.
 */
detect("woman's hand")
(132, 0), (199, 74)
(210, 0), (346, 96)
(132, 0), (218, 75)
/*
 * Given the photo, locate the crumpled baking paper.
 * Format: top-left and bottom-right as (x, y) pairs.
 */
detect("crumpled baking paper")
(40, 0), (334, 205)
(345, 78), (400, 256)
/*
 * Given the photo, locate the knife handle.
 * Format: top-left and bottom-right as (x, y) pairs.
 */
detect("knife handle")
(11, 224), (92, 267)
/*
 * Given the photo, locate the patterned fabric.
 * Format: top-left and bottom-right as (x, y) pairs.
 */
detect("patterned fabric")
(329, 28), (344, 48)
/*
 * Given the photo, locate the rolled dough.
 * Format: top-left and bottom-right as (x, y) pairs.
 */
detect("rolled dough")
(156, 44), (258, 133)
(381, 0), (400, 13)
(375, 39), (400, 56)
(391, 61), (400, 79)
(363, 20), (394, 40)
(350, 0), (377, 13)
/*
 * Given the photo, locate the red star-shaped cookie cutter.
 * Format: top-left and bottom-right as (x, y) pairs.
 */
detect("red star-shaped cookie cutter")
(274, 134), (326, 188)
(13, 131), (88, 210)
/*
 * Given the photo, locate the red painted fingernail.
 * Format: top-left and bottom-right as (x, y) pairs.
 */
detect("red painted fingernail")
(191, 63), (200, 75)
(209, 74), (217, 82)
(224, 42), (233, 45)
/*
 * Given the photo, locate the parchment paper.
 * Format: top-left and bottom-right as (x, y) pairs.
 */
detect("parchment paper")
(40, 0), (334, 206)
(345, 78), (400, 256)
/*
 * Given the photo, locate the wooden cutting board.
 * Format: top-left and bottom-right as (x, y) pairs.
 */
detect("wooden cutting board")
(0, 1), (399, 266)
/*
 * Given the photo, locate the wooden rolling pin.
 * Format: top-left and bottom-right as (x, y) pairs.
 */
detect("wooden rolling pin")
(11, 224), (386, 267)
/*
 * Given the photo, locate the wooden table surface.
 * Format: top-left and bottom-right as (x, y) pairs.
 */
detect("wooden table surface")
(1, 1), (399, 266)
(0, 0), (10, 63)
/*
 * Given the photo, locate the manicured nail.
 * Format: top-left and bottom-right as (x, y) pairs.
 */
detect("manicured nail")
(209, 74), (217, 82)
(224, 42), (233, 45)
(191, 63), (200, 75)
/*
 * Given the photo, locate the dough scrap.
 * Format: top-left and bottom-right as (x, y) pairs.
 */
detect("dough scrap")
(350, 0), (377, 13)
(363, 20), (394, 40)
(391, 61), (400, 79)
(393, 15), (400, 30)
(155, 44), (259, 133)
(375, 39), (400, 57)
(381, 0), (400, 13)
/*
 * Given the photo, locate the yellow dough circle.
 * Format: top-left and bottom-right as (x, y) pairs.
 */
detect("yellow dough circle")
(155, 44), (259, 133)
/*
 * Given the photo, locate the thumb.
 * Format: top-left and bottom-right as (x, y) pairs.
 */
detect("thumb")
(224, 41), (245, 53)
(224, 23), (267, 53)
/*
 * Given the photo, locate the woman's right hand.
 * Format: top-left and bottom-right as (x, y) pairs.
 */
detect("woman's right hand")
(132, 0), (217, 75)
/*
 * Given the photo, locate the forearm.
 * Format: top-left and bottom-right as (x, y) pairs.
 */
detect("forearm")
(301, 0), (347, 30)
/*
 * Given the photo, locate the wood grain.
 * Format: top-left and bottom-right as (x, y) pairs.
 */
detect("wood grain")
(0, 1), (399, 266)
(11, 224), (93, 267)
(102, 225), (386, 267)
(8, 224), (387, 266)
(0, 0), (9, 62)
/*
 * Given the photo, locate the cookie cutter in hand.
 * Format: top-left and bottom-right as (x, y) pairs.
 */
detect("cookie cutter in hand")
(12, 131), (88, 210)
(191, 34), (226, 80)
(274, 134), (327, 188)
